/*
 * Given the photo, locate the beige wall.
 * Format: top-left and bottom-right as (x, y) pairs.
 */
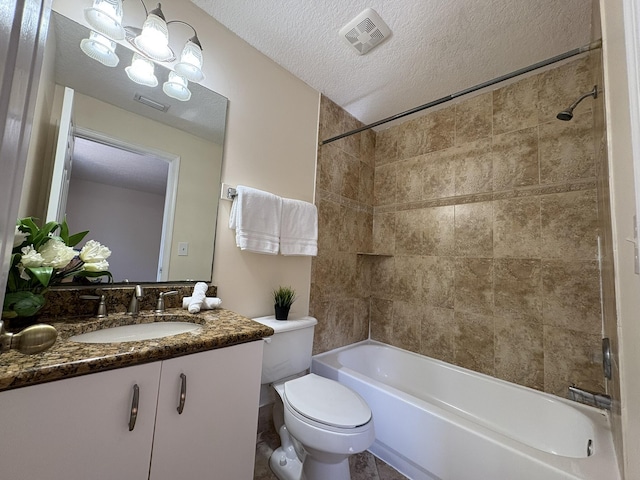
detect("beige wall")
(591, 0), (625, 473)
(51, 0), (320, 317)
(600, 0), (640, 477)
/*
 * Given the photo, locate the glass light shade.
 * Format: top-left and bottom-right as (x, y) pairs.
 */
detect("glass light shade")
(84, 0), (125, 40)
(174, 40), (204, 83)
(80, 31), (120, 67)
(133, 13), (174, 62)
(125, 53), (158, 87)
(163, 72), (191, 101)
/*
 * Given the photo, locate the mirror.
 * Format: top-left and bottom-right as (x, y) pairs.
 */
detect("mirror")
(23, 11), (227, 283)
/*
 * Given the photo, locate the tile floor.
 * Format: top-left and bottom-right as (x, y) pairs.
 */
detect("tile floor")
(254, 405), (408, 480)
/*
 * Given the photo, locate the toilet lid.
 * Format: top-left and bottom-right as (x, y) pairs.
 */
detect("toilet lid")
(284, 374), (371, 428)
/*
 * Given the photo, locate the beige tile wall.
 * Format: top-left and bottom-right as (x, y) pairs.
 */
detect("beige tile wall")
(311, 98), (375, 354)
(370, 57), (604, 396)
(312, 56), (611, 398)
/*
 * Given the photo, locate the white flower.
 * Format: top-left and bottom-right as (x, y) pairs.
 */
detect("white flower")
(80, 240), (111, 263)
(39, 238), (77, 269)
(20, 245), (44, 267)
(13, 226), (28, 248)
(82, 259), (110, 272)
(17, 264), (31, 281)
(16, 246), (43, 281)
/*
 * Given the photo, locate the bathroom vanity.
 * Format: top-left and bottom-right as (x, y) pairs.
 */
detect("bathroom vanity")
(0, 309), (273, 480)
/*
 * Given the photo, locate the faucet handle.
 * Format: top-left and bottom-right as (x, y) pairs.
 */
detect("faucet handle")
(155, 291), (178, 313)
(80, 294), (108, 318)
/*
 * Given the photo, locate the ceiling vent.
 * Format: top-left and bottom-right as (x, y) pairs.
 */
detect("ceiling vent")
(339, 8), (392, 55)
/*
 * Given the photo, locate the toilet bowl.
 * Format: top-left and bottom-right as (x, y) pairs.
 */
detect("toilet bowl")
(252, 316), (375, 480)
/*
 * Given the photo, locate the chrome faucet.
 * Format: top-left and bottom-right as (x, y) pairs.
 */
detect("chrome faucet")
(127, 285), (145, 316)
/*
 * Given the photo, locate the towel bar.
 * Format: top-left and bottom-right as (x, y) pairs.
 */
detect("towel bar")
(221, 183), (237, 200)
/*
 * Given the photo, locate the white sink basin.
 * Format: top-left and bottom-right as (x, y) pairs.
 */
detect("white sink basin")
(69, 322), (202, 344)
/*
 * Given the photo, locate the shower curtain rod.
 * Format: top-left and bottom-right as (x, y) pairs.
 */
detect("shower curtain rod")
(320, 39), (603, 146)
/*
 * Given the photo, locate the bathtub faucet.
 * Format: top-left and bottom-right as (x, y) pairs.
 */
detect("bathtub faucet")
(568, 385), (611, 410)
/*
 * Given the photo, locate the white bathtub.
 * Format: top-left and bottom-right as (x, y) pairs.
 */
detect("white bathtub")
(311, 340), (620, 480)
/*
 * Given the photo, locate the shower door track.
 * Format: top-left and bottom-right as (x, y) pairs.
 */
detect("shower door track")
(319, 40), (602, 146)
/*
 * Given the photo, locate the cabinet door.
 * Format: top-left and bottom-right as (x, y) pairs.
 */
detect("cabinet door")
(150, 341), (263, 480)
(0, 362), (161, 480)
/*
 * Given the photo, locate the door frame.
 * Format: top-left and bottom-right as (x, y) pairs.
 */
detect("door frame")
(73, 127), (181, 282)
(0, 0), (51, 309)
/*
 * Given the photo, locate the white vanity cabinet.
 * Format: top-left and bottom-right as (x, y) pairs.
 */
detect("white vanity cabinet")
(0, 340), (263, 480)
(150, 341), (263, 480)
(0, 361), (162, 480)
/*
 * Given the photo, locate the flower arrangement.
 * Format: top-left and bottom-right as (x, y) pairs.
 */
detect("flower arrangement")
(2, 217), (112, 319)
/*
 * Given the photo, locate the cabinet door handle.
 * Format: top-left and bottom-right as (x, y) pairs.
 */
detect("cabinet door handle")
(177, 373), (187, 414)
(129, 384), (140, 431)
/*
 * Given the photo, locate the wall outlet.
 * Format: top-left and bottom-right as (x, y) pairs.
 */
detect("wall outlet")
(178, 242), (189, 256)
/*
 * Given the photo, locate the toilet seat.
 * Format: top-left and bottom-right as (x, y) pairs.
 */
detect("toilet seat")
(283, 374), (371, 429)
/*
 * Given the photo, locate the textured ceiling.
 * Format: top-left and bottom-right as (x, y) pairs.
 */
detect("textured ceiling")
(192, 0), (592, 128)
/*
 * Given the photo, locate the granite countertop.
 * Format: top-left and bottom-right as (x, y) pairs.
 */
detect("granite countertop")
(0, 308), (274, 392)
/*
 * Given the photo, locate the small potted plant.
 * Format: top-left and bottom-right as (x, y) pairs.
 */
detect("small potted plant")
(273, 285), (296, 320)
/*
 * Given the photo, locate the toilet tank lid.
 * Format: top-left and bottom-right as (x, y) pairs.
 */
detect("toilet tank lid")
(252, 316), (317, 333)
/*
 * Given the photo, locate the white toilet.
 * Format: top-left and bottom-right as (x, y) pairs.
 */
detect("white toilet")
(253, 316), (375, 480)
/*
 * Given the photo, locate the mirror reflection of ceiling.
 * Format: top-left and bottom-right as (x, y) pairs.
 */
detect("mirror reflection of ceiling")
(52, 12), (227, 144)
(72, 137), (169, 196)
(192, 0), (592, 126)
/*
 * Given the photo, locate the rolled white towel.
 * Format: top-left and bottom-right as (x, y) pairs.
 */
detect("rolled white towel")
(182, 297), (222, 310)
(188, 282), (209, 313)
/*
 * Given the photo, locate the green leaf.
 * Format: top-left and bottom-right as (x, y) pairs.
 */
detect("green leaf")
(32, 221), (60, 248)
(67, 230), (89, 247)
(27, 266), (54, 288)
(59, 218), (70, 244)
(3, 291), (46, 317)
(19, 217), (39, 234)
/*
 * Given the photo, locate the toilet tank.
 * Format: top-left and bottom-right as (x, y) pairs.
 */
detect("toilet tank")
(252, 316), (317, 384)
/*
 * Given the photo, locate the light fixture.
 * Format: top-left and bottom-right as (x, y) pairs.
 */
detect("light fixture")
(174, 36), (204, 82)
(163, 72), (191, 101)
(80, 31), (120, 67)
(133, 3), (174, 62)
(84, 0), (125, 41)
(80, 0), (207, 101)
(125, 53), (158, 86)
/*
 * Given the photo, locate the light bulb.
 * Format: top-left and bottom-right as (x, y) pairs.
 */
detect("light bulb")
(174, 39), (204, 83)
(133, 10), (174, 62)
(84, 0), (124, 40)
(125, 53), (158, 87)
(163, 72), (191, 101)
(80, 31), (120, 67)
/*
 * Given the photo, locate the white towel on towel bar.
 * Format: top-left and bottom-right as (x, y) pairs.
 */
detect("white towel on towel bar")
(280, 198), (318, 256)
(229, 185), (282, 254)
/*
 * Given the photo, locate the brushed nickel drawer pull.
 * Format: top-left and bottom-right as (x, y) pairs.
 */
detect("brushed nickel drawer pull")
(177, 373), (187, 414)
(129, 384), (139, 431)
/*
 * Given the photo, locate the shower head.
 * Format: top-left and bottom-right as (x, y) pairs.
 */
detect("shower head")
(556, 85), (598, 121)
